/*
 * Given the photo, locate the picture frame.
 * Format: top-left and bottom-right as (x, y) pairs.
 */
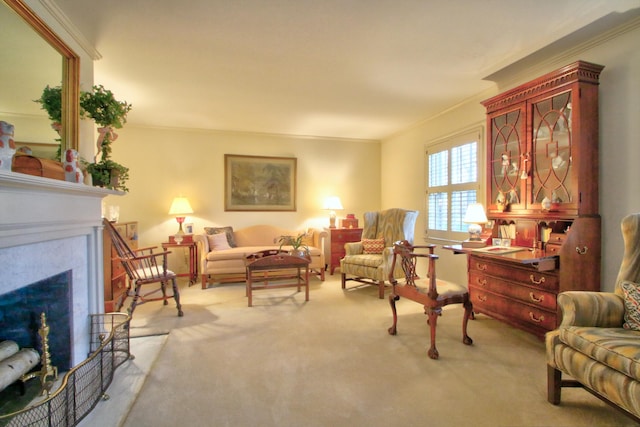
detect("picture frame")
(184, 223), (194, 234)
(225, 154), (297, 211)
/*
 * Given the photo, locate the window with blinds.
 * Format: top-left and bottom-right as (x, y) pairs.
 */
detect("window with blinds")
(426, 129), (483, 240)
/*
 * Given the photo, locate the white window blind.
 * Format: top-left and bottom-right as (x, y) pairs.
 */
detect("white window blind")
(425, 129), (483, 240)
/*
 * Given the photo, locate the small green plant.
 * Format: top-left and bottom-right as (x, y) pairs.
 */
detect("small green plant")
(34, 85), (63, 124)
(80, 85), (132, 162)
(277, 233), (310, 255)
(84, 159), (129, 192)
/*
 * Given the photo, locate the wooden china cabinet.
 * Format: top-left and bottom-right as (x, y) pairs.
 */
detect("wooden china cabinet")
(465, 61), (604, 338)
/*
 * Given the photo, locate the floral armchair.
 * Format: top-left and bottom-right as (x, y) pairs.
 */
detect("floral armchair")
(340, 208), (419, 298)
(546, 213), (640, 422)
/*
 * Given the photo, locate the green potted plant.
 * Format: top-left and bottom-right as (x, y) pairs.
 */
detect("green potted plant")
(33, 85), (63, 160)
(277, 233), (310, 257)
(80, 85), (132, 191)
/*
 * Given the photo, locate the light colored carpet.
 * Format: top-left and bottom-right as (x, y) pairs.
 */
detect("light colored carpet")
(111, 276), (631, 427)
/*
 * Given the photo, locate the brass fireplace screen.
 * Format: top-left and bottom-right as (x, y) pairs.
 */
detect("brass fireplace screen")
(0, 313), (130, 426)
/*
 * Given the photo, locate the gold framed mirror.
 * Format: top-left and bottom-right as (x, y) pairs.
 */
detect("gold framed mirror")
(1, 0), (79, 155)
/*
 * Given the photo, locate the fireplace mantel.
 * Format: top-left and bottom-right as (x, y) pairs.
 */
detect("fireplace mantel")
(0, 170), (122, 366)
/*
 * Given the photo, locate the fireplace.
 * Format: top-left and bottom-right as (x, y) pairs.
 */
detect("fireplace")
(0, 271), (72, 371)
(0, 170), (117, 367)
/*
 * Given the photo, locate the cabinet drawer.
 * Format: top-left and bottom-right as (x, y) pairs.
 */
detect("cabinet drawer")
(333, 229), (362, 242)
(548, 233), (567, 245)
(469, 257), (558, 291)
(545, 243), (562, 255)
(469, 271), (556, 311)
(470, 288), (557, 331)
(331, 242), (348, 252)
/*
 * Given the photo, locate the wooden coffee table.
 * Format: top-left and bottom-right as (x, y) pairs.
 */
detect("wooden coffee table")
(245, 250), (311, 307)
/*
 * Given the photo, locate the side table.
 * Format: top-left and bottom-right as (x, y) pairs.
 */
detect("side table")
(162, 240), (198, 285)
(328, 227), (363, 274)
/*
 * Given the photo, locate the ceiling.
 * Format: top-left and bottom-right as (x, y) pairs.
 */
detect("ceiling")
(53, 0), (640, 141)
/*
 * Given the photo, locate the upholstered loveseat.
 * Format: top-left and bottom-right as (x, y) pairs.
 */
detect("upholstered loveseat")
(546, 213), (640, 422)
(195, 225), (326, 289)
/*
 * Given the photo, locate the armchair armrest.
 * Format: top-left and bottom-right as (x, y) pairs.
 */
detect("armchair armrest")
(344, 241), (363, 255)
(557, 291), (625, 328)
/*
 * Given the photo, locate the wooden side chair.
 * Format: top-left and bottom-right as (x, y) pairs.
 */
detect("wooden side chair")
(104, 219), (183, 317)
(388, 240), (472, 359)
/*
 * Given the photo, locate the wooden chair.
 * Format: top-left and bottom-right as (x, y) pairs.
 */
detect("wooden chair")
(104, 219), (183, 317)
(388, 240), (472, 359)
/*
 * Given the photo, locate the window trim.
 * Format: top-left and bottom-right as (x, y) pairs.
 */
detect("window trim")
(424, 126), (485, 243)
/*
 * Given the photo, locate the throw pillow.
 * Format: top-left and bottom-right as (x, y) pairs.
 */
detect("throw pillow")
(362, 238), (385, 254)
(300, 231), (315, 248)
(621, 280), (640, 331)
(208, 232), (231, 250)
(204, 226), (237, 248)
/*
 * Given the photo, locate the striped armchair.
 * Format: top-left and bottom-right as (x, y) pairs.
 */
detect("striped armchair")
(340, 208), (418, 299)
(546, 213), (640, 422)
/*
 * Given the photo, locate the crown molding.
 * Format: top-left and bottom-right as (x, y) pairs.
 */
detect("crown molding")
(38, 0), (102, 60)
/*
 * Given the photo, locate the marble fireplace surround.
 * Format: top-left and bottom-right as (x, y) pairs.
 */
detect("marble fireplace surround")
(0, 170), (118, 366)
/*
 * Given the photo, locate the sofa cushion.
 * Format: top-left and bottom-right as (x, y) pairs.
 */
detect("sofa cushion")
(204, 226), (237, 247)
(342, 254), (384, 268)
(559, 326), (640, 381)
(208, 232), (232, 250)
(362, 238), (385, 254)
(621, 280), (640, 331)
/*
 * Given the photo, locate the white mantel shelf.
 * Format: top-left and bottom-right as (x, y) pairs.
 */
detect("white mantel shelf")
(0, 170), (123, 249)
(0, 170), (123, 197)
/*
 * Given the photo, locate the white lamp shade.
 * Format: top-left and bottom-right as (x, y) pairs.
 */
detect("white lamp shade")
(168, 197), (194, 215)
(323, 196), (343, 210)
(463, 203), (488, 224)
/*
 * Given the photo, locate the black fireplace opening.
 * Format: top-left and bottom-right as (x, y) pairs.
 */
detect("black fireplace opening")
(0, 271), (73, 371)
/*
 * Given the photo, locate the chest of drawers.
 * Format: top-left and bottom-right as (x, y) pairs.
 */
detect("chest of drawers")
(468, 255), (558, 337)
(328, 228), (362, 274)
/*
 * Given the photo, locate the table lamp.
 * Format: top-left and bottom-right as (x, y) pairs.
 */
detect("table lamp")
(323, 196), (343, 228)
(462, 203), (488, 248)
(168, 196), (193, 244)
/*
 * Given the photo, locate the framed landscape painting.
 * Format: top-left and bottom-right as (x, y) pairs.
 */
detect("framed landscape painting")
(224, 154), (297, 211)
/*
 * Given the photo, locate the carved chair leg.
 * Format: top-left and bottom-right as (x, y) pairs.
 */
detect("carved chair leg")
(388, 294), (399, 335)
(171, 278), (184, 317)
(341, 273), (346, 289)
(161, 281), (168, 305)
(547, 365), (562, 405)
(378, 281), (385, 299)
(426, 307), (440, 359)
(461, 300), (473, 345)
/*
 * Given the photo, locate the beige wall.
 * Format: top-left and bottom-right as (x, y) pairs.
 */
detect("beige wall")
(381, 23), (640, 292)
(103, 126), (381, 272)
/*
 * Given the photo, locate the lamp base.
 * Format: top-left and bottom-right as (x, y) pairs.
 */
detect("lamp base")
(462, 239), (487, 248)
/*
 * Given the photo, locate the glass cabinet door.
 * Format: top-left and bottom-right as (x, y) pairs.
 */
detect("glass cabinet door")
(488, 107), (525, 212)
(531, 91), (573, 210)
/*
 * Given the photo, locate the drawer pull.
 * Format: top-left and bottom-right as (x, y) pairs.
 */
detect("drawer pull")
(528, 312), (545, 323)
(476, 278), (487, 286)
(476, 263), (487, 271)
(477, 295), (487, 302)
(575, 246), (588, 255)
(529, 292), (544, 303)
(529, 274), (545, 285)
